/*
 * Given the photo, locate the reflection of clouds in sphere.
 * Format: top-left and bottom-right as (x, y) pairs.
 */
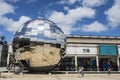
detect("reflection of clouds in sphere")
(14, 19), (66, 48)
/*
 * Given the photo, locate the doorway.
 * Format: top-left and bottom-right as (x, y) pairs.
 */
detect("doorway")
(99, 57), (117, 71)
(77, 57), (96, 71)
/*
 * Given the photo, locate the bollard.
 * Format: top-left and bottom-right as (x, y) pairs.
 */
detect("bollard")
(49, 73), (51, 75)
(20, 72), (23, 75)
(65, 71), (68, 74)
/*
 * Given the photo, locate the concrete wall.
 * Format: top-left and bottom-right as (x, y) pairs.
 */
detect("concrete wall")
(67, 37), (120, 44)
(118, 45), (120, 55)
(66, 44), (97, 55)
(0, 45), (2, 65)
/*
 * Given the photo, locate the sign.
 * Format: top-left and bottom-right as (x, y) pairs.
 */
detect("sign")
(99, 45), (117, 55)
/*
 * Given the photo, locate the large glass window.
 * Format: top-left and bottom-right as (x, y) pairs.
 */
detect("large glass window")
(54, 57), (75, 71)
(77, 58), (96, 71)
(99, 58), (117, 71)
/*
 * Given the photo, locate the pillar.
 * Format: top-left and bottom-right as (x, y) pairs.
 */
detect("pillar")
(7, 53), (10, 66)
(75, 55), (78, 72)
(117, 56), (120, 71)
(96, 55), (99, 72)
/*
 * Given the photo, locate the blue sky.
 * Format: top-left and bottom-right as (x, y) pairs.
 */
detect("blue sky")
(0, 0), (120, 42)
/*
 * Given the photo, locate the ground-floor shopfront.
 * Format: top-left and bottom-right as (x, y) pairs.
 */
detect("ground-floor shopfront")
(55, 55), (120, 72)
(98, 56), (118, 71)
(53, 35), (120, 72)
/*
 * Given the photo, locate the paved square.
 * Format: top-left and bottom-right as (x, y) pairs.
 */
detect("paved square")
(0, 73), (120, 80)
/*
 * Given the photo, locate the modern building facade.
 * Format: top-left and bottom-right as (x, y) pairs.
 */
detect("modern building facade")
(3, 35), (120, 72)
(58, 35), (120, 72)
(0, 39), (8, 67)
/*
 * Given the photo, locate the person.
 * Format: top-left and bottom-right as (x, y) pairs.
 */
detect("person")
(78, 66), (84, 78)
(78, 67), (81, 77)
(108, 68), (111, 75)
(81, 67), (84, 77)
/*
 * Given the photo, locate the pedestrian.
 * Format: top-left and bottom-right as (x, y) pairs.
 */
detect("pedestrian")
(81, 67), (84, 77)
(108, 68), (111, 75)
(78, 67), (81, 77)
(78, 66), (84, 78)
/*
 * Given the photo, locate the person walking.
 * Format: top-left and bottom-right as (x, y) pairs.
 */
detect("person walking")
(81, 67), (84, 77)
(78, 67), (81, 77)
(78, 66), (84, 78)
(108, 68), (111, 75)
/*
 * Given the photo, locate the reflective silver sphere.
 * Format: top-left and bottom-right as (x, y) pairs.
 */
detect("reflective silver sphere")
(12, 19), (66, 71)
(14, 19), (66, 48)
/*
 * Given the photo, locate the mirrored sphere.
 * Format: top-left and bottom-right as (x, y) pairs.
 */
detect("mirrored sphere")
(14, 19), (66, 48)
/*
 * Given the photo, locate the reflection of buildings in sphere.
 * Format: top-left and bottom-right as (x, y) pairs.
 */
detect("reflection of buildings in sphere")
(13, 19), (66, 71)
(14, 19), (65, 47)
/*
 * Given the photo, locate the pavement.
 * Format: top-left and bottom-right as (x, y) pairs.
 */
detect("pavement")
(0, 73), (120, 80)
(0, 67), (7, 72)
(0, 67), (120, 80)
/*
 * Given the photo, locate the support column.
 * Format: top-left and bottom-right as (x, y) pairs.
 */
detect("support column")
(75, 55), (78, 72)
(117, 56), (120, 72)
(96, 55), (99, 72)
(7, 53), (10, 67)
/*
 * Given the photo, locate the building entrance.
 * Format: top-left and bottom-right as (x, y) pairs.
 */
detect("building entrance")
(57, 57), (75, 71)
(77, 57), (96, 71)
(99, 57), (117, 71)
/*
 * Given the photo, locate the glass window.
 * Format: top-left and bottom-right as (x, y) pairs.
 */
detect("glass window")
(83, 49), (90, 53)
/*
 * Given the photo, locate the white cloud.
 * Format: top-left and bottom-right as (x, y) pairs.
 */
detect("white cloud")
(59, 0), (81, 5)
(0, 16), (31, 32)
(64, 6), (69, 11)
(0, 1), (14, 16)
(82, 21), (108, 32)
(9, 16), (31, 32)
(0, 16), (14, 30)
(72, 27), (81, 31)
(105, 0), (120, 27)
(68, 0), (79, 4)
(82, 0), (107, 7)
(0, 1), (31, 32)
(48, 7), (95, 34)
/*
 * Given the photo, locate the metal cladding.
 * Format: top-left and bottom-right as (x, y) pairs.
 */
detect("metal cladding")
(12, 19), (66, 71)
(14, 19), (66, 48)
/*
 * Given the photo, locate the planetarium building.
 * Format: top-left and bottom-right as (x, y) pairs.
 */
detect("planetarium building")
(4, 19), (120, 72)
(57, 35), (120, 72)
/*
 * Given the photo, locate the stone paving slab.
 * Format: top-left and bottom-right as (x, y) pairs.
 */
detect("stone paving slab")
(0, 73), (120, 80)
(0, 67), (7, 72)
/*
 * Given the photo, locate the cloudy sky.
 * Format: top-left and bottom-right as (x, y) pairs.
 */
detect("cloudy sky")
(0, 0), (120, 42)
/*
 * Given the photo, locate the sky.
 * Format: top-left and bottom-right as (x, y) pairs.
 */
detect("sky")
(0, 0), (120, 42)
